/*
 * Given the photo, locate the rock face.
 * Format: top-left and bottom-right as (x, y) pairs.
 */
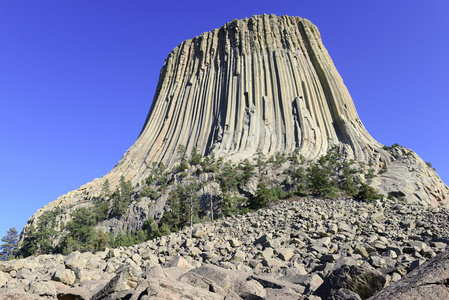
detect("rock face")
(106, 14), (381, 184)
(369, 247), (449, 299)
(21, 14), (449, 243)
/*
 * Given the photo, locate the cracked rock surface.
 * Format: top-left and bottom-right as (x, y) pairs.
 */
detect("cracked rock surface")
(369, 248), (449, 299)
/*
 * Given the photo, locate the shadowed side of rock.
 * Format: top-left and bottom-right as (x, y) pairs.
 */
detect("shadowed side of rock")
(368, 248), (449, 299)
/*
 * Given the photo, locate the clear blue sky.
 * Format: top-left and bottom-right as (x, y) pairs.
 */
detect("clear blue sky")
(1, 1), (448, 238)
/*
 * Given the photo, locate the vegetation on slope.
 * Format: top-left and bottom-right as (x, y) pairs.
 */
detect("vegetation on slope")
(15, 146), (388, 258)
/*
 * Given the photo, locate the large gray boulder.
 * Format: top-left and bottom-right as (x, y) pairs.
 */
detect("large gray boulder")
(369, 248), (449, 299)
(180, 264), (265, 298)
(314, 264), (386, 300)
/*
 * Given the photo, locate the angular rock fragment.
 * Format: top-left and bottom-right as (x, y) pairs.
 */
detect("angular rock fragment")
(369, 248), (449, 299)
(314, 264), (385, 299)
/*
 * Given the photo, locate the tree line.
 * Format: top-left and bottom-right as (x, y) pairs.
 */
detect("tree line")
(12, 145), (386, 258)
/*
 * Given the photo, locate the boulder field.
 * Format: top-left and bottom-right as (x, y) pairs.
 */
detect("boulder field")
(2, 196), (449, 299)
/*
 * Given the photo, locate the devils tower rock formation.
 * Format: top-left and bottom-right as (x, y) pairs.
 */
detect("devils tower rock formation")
(21, 15), (448, 245)
(101, 14), (448, 206)
(115, 14), (376, 176)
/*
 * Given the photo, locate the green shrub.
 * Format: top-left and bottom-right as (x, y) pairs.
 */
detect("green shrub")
(356, 184), (383, 202)
(189, 147), (202, 166)
(140, 186), (158, 200)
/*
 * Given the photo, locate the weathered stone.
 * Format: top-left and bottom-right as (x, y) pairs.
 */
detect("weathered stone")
(329, 288), (362, 300)
(232, 250), (246, 263)
(91, 265), (142, 299)
(178, 271), (228, 296)
(188, 247), (202, 257)
(26, 280), (56, 298)
(409, 259), (426, 271)
(432, 242), (447, 249)
(372, 242), (387, 251)
(130, 253), (141, 265)
(181, 264), (266, 297)
(262, 257), (285, 268)
(192, 228), (204, 238)
(16, 269), (35, 281)
(314, 264), (385, 299)
(371, 212), (385, 222)
(229, 238), (241, 248)
(302, 273), (325, 293)
(0, 271), (9, 287)
(57, 287), (91, 300)
(250, 274), (305, 294)
(158, 237), (167, 246)
(52, 269), (76, 286)
(2, 260), (24, 273)
(166, 255), (190, 268)
(65, 251), (87, 270)
(353, 245), (369, 258)
(7, 137), (449, 300)
(401, 220), (416, 229)
(277, 248), (294, 262)
(369, 256), (386, 268)
(267, 238), (283, 249)
(259, 248), (274, 260)
(408, 241), (428, 252)
(248, 259), (262, 269)
(107, 249), (121, 259)
(320, 254), (340, 263)
(386, 246), (402, 257)
(382, 249), (398, 259)
(140, 250), (158, 263)
(339, 223), (355, 234)
(370, 248), (449, 299)
(254, 234), (272, 246)
(184, 238), (193, 248)
(402, 246), (415, 254)
(329, 224), (339, 235)
(310, 244), (329, 255)
(201, 251), (219, 262)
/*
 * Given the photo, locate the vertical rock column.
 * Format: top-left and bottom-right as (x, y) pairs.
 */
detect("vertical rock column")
(102, 14), (382, 187)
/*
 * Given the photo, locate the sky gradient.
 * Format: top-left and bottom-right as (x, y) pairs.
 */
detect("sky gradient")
(1, 0), (448, 239)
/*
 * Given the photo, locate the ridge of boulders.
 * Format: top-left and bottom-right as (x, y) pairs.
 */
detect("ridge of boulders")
(1, 196), (449, 299)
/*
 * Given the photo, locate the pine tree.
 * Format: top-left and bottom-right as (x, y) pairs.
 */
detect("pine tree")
(162, 186), (183, 231)
(189, 146), (202, 166)
(92, 229), (110, 252)
(185, 182), (200, 227)
(19, 226), (38, 257)
(0, 227), (18, 260)
(102, 179), (110, 196)
(175, 144), (189, 172)
(238, 159), (255, 185)
(94, 199), (110, 222)
(143, 216), (161, 239)
(219, 192), (239, 217)
(253, 151), (267, 176)
(251, 178), (271, 209)
(110, 176), (133, 217)
(119, 176), (133, 201)
(21, 208), (61, 255)
(64, 207), (96, 252)
(356, 183), (383, 202)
